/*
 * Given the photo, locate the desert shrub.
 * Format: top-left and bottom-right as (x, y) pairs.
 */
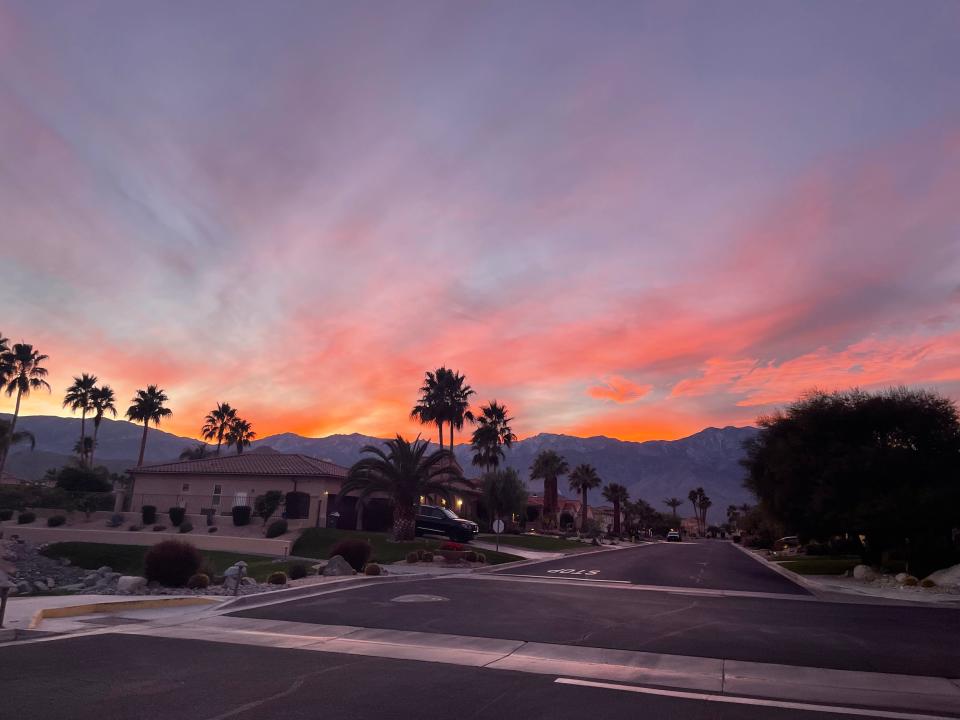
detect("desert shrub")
(265, 519), (288, 539)
(168, 507), (186, 527)
(440, 541), (465, 551)
(141, 506), (157, 525)
(17, 511), (36, 524)
(152, 525), (166, 532)
(464, 550), (477, 562)
(106, 513), (124, 528)
(416, 549), (425, 560)
(364, 563), (381, 576)
(267, 571), (287, 585)
(805, 542), (828, 556)
(406, 551), (419, 563)
(476, 553), (487, 564)
(422, 551), (434, 562)
(178, 521), (194, 534)
(329, 539), (372, 572)
(186, 573), (210, 589)
(289, 563), (308, 580)
(128, 524), (142, 531)
(0, 509), (13, 521)
(254, 490), (283, 525)
(903, 576), (919, 586)
(208, 526), (218, 533)
(920, 578), (937, 588)
(232, 505), (251, 526)
(47, 514), (67, 527)
(144, 540), (202, 587)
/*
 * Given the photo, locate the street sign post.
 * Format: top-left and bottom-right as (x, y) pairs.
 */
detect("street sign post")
(493, 518), (504, 551)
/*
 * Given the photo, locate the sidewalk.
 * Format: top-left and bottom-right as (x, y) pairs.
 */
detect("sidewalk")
(470, 540), (563, 560)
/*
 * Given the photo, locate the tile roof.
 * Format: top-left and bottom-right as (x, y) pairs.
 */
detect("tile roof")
(130, 453), (348, 478)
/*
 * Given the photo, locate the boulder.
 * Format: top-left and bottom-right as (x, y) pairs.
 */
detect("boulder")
(894, 572), (909, 583)
(83, 574), (99, 587)
(240, 576), (257, 586)
(96, 566), (112, 574)
(33, 580), (48, 592)
(116, 576), (147, 593)
(322, 555), (356, 576)
(852, 564), (877, 582)
(17, 581), (30, 594)
(924, 563), (960, 589)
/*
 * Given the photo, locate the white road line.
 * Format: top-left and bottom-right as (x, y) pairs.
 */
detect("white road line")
(553, 678), (959, 720)
(498, 573), (632, 584)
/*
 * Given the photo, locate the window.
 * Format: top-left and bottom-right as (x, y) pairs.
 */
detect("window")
(212, 484), (222, 507)
(181, 483), (190, 492)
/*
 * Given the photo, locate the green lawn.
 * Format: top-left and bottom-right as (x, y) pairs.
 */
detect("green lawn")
(292, 528), (521, 565)
(774, 556), (862, 575)
(41, 542), (301, 582)
(477, 533), (587, 552)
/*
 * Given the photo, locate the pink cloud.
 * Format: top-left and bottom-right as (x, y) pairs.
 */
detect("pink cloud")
(587, 376), (653, 403)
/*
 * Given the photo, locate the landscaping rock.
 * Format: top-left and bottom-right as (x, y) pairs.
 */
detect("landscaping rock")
(33, 580), (48, 592)
(96, 566), (112, 574)
(852, 564), (877, 582)
(322, 555), (356, 576)
(240, 576), (257, 586)
(17, 581), (30, 594)
(894, 572), (909, 583)
(83, 574), (99, 587)
(116, 575), (147, 593)
(924, 563), (960, 589)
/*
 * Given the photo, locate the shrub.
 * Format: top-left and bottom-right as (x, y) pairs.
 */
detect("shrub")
(406, 551), (419, 563)
(141, 505), (157, 525)
(168, 507), (186, 527)
(128, 524), (142, 531)
(416, 549), (425, 560)
(476, 553), (487, 564)
(364, 563), (382, 576)
(254, 490), (283, 525)
(265, 519), (288, 539)
(186, 573), (210, 589)
(153, 525), (166, 532)
(179, 521), (194, 534)
(464, 550), (477, 562)
(208, 526), (218, 533)
(0, 508), (13, 521)
(422, 551), (434, 562)
(106, 513), (124, 528)
(804, 542), (828, 556)
(440, 541), (465, 551)
(17, 511), (36, 524)
(47, 514), (67, 527)
(232, 505), (251, 526)
(903, 576), (919, 586)
(267, 571), (287, 585)
(329, 539), (372, 572)
(144, 540), (202, 587)
(289, 563), (308, 580)
(920, 578), (937, 588)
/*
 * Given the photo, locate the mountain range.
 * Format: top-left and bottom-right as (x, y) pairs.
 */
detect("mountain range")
(2, 414), (759, 515)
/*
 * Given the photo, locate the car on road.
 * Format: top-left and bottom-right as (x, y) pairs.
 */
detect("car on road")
(775, 535), (800, 550)
(666, 530), (681, 542)
(415, 504), (479, 542)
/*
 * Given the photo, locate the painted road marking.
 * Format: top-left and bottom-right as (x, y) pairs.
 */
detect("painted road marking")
(496, 573), (631, 584)
(546, 569), (601, 576)
(554, 679), (959, 720)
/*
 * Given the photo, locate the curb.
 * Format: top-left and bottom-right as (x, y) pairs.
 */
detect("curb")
(28, 596), (220, 629)
(473, 541), (654, 575)
(730, 542), (821, 593)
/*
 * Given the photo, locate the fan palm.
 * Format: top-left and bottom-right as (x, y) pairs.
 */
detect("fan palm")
(0, 343), (50, 474)
(89, 385), (117, 467)
(226, 417), (255, 454)
(530, 449), (569, 528)
(340, 435), (460, 541)
(470, 401), (516, 472)
(664, 497), (683, 521)
(602, 482), (629, 535)
(0, 418), (35, 462)
(63, 373), (98, 466)
(445, 369), (475, 452)
(201, 402), (237, 455)
(568, 464), (601, 531)
(125, 385), (172, 467)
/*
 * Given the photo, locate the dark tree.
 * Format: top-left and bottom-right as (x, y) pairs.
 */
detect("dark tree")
(742, 388), (960, 575)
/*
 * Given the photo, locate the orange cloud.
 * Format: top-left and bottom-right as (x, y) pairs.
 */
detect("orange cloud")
(587, 376), (652, 403)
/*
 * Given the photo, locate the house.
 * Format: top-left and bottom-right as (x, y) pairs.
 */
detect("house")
(680, 516), (700, 536)
(524, 493), (596, 531)
(126, 451), (481, 532)
(0, 471), (30, 486)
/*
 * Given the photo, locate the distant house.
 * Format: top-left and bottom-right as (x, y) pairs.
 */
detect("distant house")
(524, 493), (596, 531)
(0, 471), (29, 486)
(680, 516), (700, 536)
(127, 452), (480, 532)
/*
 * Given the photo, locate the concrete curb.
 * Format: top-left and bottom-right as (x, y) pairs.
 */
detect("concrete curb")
(730, 541), (822, 593)
(28, 596), (219, 629)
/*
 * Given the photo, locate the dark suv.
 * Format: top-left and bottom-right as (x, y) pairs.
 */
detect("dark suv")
(415, 504), (479, 543)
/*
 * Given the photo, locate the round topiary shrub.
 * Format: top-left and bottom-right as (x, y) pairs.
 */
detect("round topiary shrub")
(364, 563), (382, 576)
(47, 514), (67, 527)
(144, 540), (203, 587)
(186, 573), (210, 589)
(329, 539), (372, 572)
(903, 576), (919, 586)
(265, 519), (288, 539)
(422, 551), (434, 562)
(406, 551), (419, 563)
(168, 507), (186, 527)
(179, 521), (193, 534)
(141, 505), (157, 525)
(267, 571), (287, 585)
(232, 505), (251, 526)
(0, 509), (15, 521)
(920, 578), (937, 588)
(17, 511), (36, 524)
(288, 563), (308, 580)
(476, 553), (487, 564)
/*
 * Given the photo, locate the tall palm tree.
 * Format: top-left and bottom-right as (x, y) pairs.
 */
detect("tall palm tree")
(0, 343), (50, 474)
(445, 369), (475, 452)
(0, 331), (9, 359)
(125, 385), (172, 467)
(664, 497), (683, 521)
(568, 464), (601, 531)
(602, 482), (629, 535)
(530, 449), (569, 528)
(201, 402), (237, 455)
(698, 494), (712, 534)
(225, 417), (255, 454)
(340, 435), (460, 541)
(0, 418), (35, 463)
(470, 401), (516, 472)
(88, 385), (117, 467)
(63, 373), (98, 466)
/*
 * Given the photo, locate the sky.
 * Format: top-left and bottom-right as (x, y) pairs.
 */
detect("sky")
(1, 0), (959, 443)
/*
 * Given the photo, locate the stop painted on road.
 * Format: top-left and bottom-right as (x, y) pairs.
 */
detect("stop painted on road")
(546, 569), (600, 576)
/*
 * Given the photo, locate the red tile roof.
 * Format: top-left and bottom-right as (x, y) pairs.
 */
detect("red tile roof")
(130, 453), (348, 478)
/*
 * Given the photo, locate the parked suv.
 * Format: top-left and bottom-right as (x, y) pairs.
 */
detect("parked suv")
(415, 504), (479, 542)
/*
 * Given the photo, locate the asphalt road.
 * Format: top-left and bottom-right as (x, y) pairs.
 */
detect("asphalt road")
(0, 634), (879, 720)
(493, 539), (811, 595)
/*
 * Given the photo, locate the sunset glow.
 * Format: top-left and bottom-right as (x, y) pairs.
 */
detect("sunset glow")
(1, 1), (958, 443)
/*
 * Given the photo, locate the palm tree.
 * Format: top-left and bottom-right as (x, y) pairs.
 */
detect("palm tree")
(568, 464), (601, 531)
(698, 494), (712, 534)
(125, 385), (172, 467)
(530, 449), (569, 528)
(602, 483), (629, 535)
(226, 417), (255, 454)
(179, 442), (209, 460)
(0, 331), (9, 358)
(411, 369), (450, 448)
(470, 401), (516, 473)
(445, 370), (475, 452)
(88, 385), (117, 467)
(63, 373), (98, 466)
(0, 343), (50, 474)
(0, 418), (35, 463)
(201, 402), (237, 455)
(73, 436), (94, 461)
(340, 435), (460, 541)
(664, 497), (683, 521)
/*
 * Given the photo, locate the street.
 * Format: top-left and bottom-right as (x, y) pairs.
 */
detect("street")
(3, 540), (959, 719)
